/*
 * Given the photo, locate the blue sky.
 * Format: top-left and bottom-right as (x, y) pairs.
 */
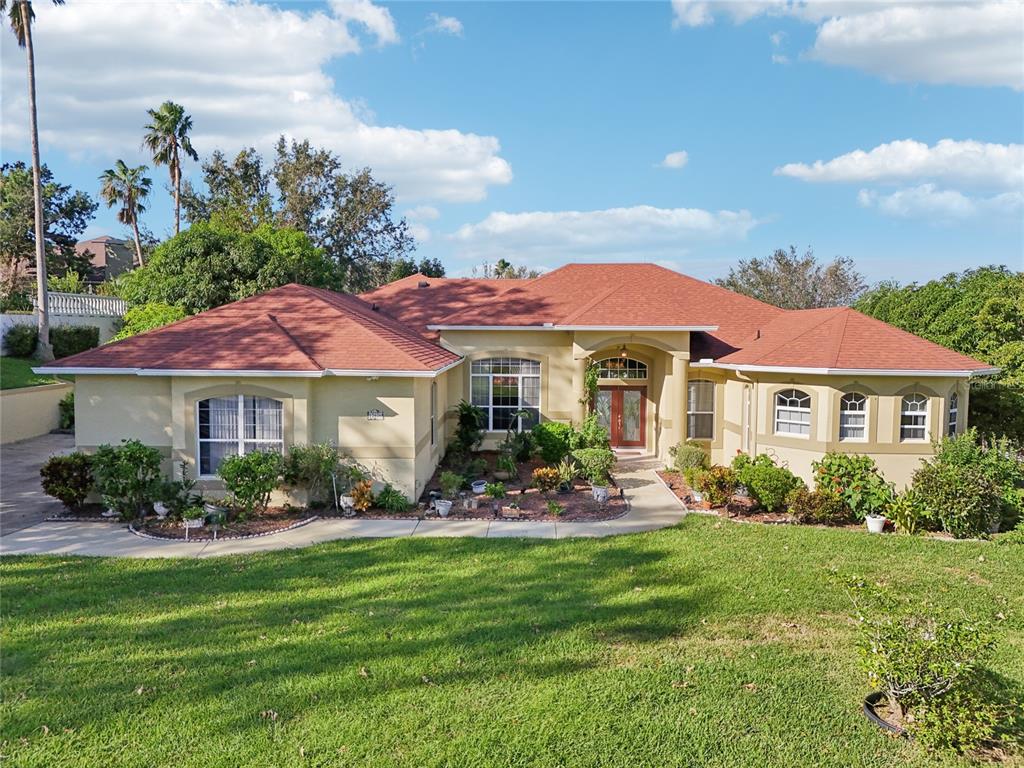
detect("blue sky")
(2, 0), (1021, 284)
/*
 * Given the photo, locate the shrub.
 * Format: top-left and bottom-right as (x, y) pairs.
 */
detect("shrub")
(670, 440), (708, 474)
(571, 448), (616, 485)
(692, 465), (737, 507)
(847, 579), (1001, 755)
(113, 302), (187, 341)
(92, 439), (163, 520)
(439, 470), (464, 499)
(732, 453), (805, 513)
(786, 487), (852, 525)
(555, 457), (577, 489)
(282, 443), (341, 505)
(217, 450), (283, 520)
(58, 391), (74, 430)
(532, 421), (574, 463)
(351, 479), (374, 511)
(889, 488), (928, 535)
(4, 323), (37, 357)
(155, 463), (202, 518)
(51, 324), (99, 359)
(454, 400), (485, 451)
(571, 412), (611, 451)
(39, 453), (93, 511)
(531, 466), (559, 493)
(46, 271), (88, 293)
(546, 500), (566, 516)
(500, 429), (535, 462)
(484, 482), (506, 499)
(376, 484), (409, 514)
(812, 452), (893, 521)
(0, 291), (32, 313)
(912, 461), (1002, 538)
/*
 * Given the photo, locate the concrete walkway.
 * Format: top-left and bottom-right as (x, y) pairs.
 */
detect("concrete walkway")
(0, 433), (74, 534)
(0, 456), (684, 559)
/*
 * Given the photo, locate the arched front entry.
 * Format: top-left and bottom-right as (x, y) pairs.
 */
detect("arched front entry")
(593, 355), (649, 448)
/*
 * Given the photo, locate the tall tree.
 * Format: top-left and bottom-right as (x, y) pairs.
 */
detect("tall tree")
(386, 257), (446, 283)
(716, 246), (867, 309)
(3, 0), (65, 359)
(99, 160), (152, 267)
(180, 148), (273, 231)
(1, 161), (97, 278)
(143, 101), (198, 235)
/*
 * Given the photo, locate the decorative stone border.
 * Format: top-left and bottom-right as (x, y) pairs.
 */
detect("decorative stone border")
(128, 515), (319, 542)
(44, 515), (121, 523)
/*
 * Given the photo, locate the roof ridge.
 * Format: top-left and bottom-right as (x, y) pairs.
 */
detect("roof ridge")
(560, 284), (622, 324)
(266, 313), (324, 370)
(829, 308), (852, 368)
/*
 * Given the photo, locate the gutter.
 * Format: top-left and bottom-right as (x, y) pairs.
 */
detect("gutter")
(690, 362), (1002, 378)
(427, 324), (719, 332)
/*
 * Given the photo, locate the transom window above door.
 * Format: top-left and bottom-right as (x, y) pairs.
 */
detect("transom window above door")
(596, 357), (647, 379)
(197, 395), (283, 476)
(471, 358), (541, 432)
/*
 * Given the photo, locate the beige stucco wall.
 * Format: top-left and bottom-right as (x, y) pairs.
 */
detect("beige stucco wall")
(0, 382), (74, 444)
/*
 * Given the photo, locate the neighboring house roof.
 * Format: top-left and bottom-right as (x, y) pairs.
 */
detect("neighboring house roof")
(360, 274), (528, 339)
(707, 307), (997, 375)
(38, 283), (462, 377)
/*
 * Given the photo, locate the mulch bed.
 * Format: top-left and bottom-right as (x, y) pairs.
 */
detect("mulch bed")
(134, 507), (316, 541)
(45, 503), (124, 522)
(419, 451), (548, 499)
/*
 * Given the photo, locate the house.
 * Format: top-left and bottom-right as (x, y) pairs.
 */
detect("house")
(35, 264), (997, 499)
(75, 236), (136, 284)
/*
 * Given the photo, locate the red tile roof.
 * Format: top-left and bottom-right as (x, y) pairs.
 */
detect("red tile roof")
(42, 284), (461, 374)
(713, 307), (994, 372)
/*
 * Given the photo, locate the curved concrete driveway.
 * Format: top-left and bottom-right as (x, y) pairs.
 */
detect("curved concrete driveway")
(0, 456), (685, 559)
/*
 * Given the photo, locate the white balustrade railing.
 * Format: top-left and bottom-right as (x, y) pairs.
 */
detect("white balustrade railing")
(33, 291), (127, 317)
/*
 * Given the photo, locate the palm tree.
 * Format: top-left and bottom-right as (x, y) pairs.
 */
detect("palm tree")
(99, 161), (152, 267)
(143, 101), (198, 235)
(3, 0), (64, 360)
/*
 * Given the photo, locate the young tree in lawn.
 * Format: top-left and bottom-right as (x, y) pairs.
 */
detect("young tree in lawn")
(716, 246), (867, 309)
(143, 101), (199, 235)
(3, 0), (66, 359)
(99, 161), (152, 267)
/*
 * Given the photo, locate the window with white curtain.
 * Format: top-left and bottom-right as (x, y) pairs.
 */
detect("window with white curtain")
(839, 392), (867, 441)
(900, 393), (929, 442)
(470, 358), (541, 431)
(197, 395), (283, 475)
(947, 392), (958, 437)
(687, 379), (715, 440)
(775, 389), (811, 436)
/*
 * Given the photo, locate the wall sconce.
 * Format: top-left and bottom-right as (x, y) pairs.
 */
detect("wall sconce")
(619, 344), (628, 358)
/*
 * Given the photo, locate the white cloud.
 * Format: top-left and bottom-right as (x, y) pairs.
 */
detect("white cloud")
(448, 205), (760, 265)
(858, 184), (1024, 219)
(771, 54), (790, 64)
(775, 139), (1024, 190)
(424, 12), (464, 37)
(0, 0), (510, 203)
(404, 205), (441, 221)
(671, 1), (1024, 90)
(660, 150), (689, 169)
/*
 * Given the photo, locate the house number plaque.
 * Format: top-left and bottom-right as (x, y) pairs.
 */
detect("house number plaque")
(367, 409), (385, 421)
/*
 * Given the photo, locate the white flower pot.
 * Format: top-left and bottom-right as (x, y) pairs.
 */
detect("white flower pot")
(866, 515), (886, 534)
(153, 502), (169, 519)
(435, 499), (453, 518)
(591, 486), (609, 503)
(340, 495), (354, 510)
(471, 480), (487, 495)
(101, 507), (119, 518)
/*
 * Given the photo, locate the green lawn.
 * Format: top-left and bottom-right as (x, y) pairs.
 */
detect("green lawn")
(1, 518), (1021, 768)
(0, 357), (59, 390)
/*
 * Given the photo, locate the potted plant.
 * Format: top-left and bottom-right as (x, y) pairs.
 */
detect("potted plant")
(485, 481), (506, 513)
(555, 457), (576, 494)
(493, 454), (517, 482)
(182, 505), (205, 540)
(471, 479), (488, 495)
(437, 471), (463, 518)
(865, 513), (887, 534)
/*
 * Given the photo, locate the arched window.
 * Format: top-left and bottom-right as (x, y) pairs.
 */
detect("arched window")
(197, 395), (283, 475)
(839, 392), (867, 441)
(775, 389), (811, 436)
(947, 392), (958, 437)
(687, 379), (715, 440)
(470, 358), (540, 431)
(900, 393), (929, 442)
(597, 357), (648, 379)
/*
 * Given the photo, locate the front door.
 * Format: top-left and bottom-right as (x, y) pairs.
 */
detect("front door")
(595, 386), (646, 447)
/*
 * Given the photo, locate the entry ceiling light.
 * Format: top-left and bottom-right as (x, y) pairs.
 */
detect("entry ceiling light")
(619, 344), (628, 358)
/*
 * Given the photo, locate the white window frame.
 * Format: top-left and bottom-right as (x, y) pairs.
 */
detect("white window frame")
(774, 388), (811, 438)
(596, 357), (648, 380)
(470, 357), (542, 432)
(839, 392), (868, 442)
(687, 379), (715, 441)
(900, 393), (930, 442)
(196, 395), (284, 478)
(947, 391), (958, 437)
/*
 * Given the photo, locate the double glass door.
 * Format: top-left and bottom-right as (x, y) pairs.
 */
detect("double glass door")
(595, 386), (645, 447)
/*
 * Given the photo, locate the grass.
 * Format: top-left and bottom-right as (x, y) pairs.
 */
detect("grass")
(0, 357), (61, 390)
(1, 517), (1022, 768)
